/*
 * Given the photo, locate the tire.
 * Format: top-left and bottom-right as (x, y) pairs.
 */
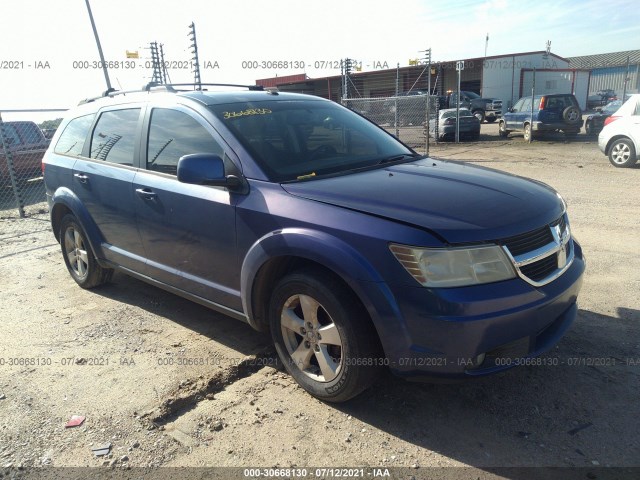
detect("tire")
(485, 117), (497, 123)
(562, 106), (581, 125)
(59, 214), (113, 288)
(498, 121), (509, 138)
(472, 110), (485, 123)
(585, 121), (593, 136)
(269, 270), (381, 402)
(523, 123), (533, 142)
(608, 138), (638, 168)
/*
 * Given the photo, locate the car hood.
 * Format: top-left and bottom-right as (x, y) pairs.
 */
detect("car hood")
(281, 159), (564, 244)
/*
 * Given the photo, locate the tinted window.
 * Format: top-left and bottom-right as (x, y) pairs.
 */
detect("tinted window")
(90, 109), (140, 165)
(54, 114), (95, 156)
(147, 109), (223, 176)
(512, 99), (525, 112)
(210, 100), (411, 182)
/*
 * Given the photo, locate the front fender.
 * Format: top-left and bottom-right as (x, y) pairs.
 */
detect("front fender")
(240, 228), (411, 353)
(50, 187), (105, 260)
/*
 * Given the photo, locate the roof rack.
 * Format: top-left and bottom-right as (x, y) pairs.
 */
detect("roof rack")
(78, 82), (265, 105)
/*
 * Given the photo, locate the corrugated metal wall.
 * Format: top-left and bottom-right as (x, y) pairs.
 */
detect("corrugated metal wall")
(588, 65), (640, 94)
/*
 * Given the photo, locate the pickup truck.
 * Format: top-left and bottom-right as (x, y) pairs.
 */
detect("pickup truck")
(439, 91), (502, 123)
(0, 121), (50, 182)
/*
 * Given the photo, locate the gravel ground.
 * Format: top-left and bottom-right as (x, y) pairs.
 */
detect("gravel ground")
(0, 125), (638, 479)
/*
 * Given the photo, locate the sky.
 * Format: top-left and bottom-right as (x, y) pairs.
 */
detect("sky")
(1, 0), (639, 122)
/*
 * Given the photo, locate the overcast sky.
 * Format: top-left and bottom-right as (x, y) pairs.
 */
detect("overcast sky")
(1, 0), (638, 120)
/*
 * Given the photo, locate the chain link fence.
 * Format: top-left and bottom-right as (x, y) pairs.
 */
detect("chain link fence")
(0, 110), (65, 238)
(343, 95), (442, 150)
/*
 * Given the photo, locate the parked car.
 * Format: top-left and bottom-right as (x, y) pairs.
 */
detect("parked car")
(598, 94), (640, 167)
(439, 90), (502, 123)
(585, 100), (622, 136)
(0, 121), (50, 182)
(587, 89), (618, 110)
(428, 108), (480, 141)
(43, 83), (584, 402)
(499, 93), (583, 141)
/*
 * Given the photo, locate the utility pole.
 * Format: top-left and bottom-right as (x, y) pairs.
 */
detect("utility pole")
(188, 22), (202, 90)
(425, 48), (432, 156)
(622, 55), (630, 103)
(456, 60), (464, 143)
(341, 58), (352, 104)
(529, 67), (536, 143)
(84, 0), (112, 92)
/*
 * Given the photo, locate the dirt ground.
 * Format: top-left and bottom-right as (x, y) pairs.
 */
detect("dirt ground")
(0, 125), (638, 479)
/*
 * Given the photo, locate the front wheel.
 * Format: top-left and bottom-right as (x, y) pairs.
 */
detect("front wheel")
(472, 110), (485, 123)
(608, 138), (638, 168)
(269, 270), (381, 402)
(523, 123), (533, 141)
(59, 214), (113, 288)
(585, 121), (593, 136)
(498, 121), (509, 138)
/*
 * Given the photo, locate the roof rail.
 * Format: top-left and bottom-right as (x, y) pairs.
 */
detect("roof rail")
(158, 83), (265, 91)
(78, 82), (265, 105)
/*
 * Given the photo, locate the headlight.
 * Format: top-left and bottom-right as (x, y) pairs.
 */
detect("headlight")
(389, 244), (516, 288)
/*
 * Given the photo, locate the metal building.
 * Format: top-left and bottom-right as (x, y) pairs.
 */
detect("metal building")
(567, 50), (640, 96)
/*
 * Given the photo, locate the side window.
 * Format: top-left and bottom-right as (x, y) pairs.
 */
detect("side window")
(90, 109), (140, 165)
(54, 114), (95, 156)
(633, 99), (640, 116)
(521, 98), (532, 112)
(512, 99), (524, 112)
(147, 108), (223, 176)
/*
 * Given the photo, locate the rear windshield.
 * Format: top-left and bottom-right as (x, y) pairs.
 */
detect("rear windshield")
(209, 100), (413, 182)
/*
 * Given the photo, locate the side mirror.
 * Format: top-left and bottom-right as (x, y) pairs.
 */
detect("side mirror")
(177, 153), (241, 189)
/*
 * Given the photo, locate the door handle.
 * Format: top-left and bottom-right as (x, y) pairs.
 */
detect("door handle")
(73, 173), (89, 184)
(135, 188), (157, 201)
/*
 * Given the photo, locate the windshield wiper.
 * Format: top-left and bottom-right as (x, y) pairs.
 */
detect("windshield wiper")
(376, 153), (422, 165)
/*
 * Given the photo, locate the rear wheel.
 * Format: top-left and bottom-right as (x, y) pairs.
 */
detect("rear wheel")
(523, 123), (533, 141)
(486, 117), (497, 124)
(59, 214), (113, 288)
(269, 270), (381, 402)
(608, 138), (637, 168)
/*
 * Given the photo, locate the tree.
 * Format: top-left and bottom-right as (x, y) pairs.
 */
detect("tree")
(39, 118), (63, 130)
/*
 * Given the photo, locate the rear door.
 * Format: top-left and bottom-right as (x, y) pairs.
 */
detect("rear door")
(72, 106), (147, 271)
(133, 106), (241, 311)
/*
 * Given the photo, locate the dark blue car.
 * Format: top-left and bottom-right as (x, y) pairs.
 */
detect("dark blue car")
(43, 84), (585, 402)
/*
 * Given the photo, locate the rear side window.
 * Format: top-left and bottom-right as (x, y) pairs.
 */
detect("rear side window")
(90, 109), (140, 165)
(54, 114), (95, 156)
(146, 108), (223, 176)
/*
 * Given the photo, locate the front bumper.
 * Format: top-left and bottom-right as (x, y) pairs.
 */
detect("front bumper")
(369, 240), (585, 380)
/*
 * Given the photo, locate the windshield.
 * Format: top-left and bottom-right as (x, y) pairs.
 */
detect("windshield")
(210, 100), (413, 182)
(465, 91), (481, 99)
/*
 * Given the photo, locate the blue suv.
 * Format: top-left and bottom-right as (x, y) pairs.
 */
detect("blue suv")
(43, 84), (585, 402)
(499, 93), (583, 141)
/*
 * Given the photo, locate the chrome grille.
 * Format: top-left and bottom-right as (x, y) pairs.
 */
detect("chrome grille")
(502, 226), (553, 256)
(501, 214), (573, 287)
